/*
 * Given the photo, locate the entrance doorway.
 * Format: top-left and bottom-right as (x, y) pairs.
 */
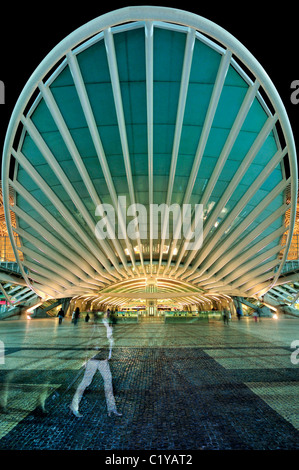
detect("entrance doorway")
(148, 305), (155, 316)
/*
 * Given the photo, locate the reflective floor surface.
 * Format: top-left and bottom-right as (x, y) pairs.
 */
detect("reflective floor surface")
(0, 316), (298, 450)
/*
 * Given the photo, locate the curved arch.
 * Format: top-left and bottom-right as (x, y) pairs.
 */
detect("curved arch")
(2, 7), (297, 303)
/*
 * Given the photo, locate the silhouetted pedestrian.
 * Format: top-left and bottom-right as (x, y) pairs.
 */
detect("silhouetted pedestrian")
(58, 308), (64, 325)
(74, 307), (80, 326)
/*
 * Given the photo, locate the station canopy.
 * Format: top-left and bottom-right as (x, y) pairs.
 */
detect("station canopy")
(2, 7), (297, 308)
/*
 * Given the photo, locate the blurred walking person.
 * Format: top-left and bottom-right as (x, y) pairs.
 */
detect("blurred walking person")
(70, 312), (121, 418)
(58, 308), (64, 325)
(222, 307), (229, 325)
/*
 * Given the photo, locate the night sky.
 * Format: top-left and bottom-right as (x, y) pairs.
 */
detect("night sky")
(0, 2), (297, 166)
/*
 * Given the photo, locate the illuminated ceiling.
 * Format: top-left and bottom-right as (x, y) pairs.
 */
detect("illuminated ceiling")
(2, 7), (297, 306)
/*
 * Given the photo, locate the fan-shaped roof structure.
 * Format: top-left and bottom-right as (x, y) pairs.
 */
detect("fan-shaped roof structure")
(2, 6), (297, 306)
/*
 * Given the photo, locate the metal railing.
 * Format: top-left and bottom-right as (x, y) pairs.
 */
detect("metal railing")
(0, 262), (23, 274)
(281, 260), (299, 273)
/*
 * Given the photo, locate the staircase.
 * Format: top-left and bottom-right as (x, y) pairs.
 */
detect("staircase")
(33, 299), (62, 318)
(33, 298), (71, 318)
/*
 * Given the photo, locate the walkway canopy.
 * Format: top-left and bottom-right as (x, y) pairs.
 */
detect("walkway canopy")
(2, 7), (297, 308)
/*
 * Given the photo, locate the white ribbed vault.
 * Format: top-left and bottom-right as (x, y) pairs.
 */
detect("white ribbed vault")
(2, 7), (297, 308)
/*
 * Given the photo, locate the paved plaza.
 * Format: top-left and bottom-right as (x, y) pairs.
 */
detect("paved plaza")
(0, 315), (298, 451)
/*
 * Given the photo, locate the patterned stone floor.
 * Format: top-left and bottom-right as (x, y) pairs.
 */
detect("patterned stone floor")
(0, 316), (298, 451)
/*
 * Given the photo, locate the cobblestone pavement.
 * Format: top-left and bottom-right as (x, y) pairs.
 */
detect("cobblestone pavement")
(0, 316), (298, 450)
